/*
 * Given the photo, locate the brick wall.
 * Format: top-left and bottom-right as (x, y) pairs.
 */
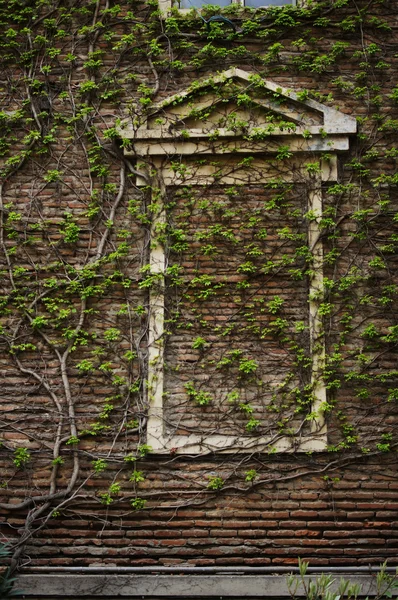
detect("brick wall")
(2, 457), (398, 566)
(0, 0), (397, 570)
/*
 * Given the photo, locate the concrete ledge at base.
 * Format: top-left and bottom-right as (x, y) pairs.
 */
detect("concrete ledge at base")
(15, 574), (392, 598)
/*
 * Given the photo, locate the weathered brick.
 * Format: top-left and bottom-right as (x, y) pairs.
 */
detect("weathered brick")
(2, 2), (398, 571)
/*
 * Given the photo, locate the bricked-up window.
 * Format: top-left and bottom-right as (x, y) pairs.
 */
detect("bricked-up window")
(119, 68), (356, 455)
(164, 183), (309, 441)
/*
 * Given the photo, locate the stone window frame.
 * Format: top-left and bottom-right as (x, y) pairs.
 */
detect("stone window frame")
(119, 68), (357, 455)
(159, 0), (296, 15)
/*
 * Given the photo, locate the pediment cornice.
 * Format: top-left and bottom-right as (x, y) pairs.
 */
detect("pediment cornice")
(119, 68), (357, 155)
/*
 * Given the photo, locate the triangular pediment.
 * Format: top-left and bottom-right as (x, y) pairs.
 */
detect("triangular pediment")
(121, 68), (356, 140)
(119, 69), (356, 160)
(146, 75), (325, 133)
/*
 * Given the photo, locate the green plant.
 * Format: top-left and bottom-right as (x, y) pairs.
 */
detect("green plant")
(245, 417), (261, 432)
(267, 296), (284, 314)
(76, 359), (94, 374)
(129, 470), (145, 483)
(185, 381), (212, 405)
(131, 497), (147, 510)
(238, 359), (258, 375)
(244, 469), (257, 482)
(0, 543), (23, 597)
(103, 328), (121, 342)
(207, 476), (224, 490)
(92, 459), (108, 473)
(287, 559), (398, 600)
(192, 336), (207, 350)
(137, 444), (152, 457)
(43, 169), (62, 183)
(65, 436), (80, 446)
(287, 558), (360, 600)
(60, 215), (80, 243)
(13, 447), (30, 468)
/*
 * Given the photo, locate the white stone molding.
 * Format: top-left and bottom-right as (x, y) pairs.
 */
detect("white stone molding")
(146, 181), (167, 451)
(119, 68), (356, 454)
(308, 174), (327, 438)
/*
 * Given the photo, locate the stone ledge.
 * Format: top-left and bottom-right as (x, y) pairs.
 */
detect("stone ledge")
(15, 573), (390, 598)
